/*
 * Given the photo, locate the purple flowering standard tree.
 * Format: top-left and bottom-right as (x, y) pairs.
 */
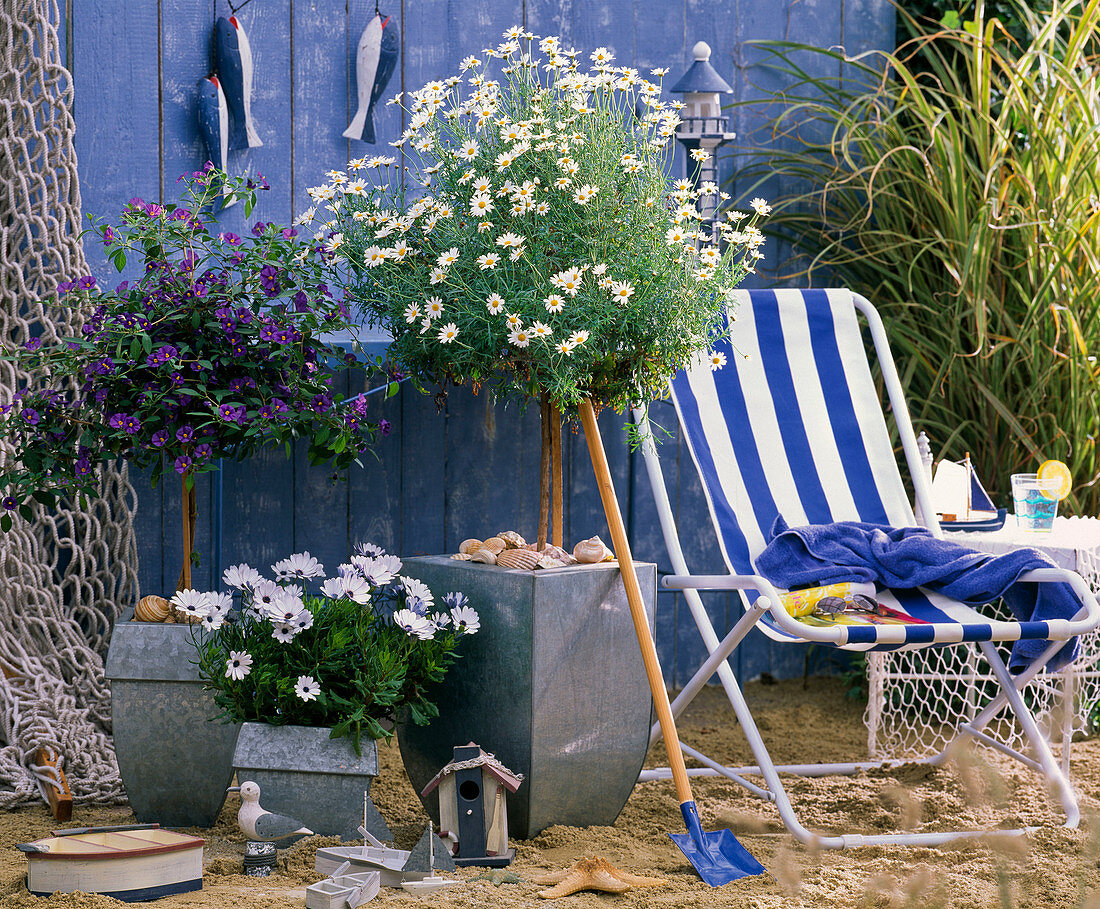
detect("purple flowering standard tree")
(0, 169), (385, 589)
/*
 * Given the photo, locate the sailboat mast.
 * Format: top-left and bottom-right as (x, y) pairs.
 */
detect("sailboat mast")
(964, 452), (972, 520)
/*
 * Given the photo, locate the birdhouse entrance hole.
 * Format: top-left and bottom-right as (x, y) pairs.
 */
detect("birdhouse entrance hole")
(459, 779), (481, 802)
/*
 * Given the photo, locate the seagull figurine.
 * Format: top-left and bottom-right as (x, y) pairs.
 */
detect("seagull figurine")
(227, 781), (314, 843)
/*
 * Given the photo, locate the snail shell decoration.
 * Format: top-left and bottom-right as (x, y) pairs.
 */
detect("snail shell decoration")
(497, 549), (540, 571)
(481, 536), (507, 554)
(573, 536), (614, 564)
(459, 538), (484, 555)
(135, 595), (172, 622)
(497, 530), (527, 549)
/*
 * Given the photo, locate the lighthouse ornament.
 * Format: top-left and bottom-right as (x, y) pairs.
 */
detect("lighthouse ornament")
(344, 10), (399, 143)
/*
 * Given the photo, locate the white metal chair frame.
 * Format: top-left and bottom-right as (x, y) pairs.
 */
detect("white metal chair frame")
(634, 291), (1100, 849)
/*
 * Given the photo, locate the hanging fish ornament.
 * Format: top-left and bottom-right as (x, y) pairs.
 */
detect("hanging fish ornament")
(215, 15), (263, 150)
(196, 75), (236, 208)
(344, 11), (399, 143)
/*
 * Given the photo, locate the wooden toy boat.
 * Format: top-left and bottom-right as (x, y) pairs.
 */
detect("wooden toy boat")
(931, 453), (1007, 531)
(18, 824), (203, 902)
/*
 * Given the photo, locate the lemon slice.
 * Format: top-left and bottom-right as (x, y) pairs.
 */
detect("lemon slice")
(1037, 459), (1072, 500)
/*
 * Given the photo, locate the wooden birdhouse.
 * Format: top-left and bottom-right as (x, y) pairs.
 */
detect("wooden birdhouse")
(420, 743), (523, 868)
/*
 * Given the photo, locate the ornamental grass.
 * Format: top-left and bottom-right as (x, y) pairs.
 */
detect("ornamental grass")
(738, 0), (1100, 512)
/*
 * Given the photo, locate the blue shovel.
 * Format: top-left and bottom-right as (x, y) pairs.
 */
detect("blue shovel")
(580, 400), (766, 886)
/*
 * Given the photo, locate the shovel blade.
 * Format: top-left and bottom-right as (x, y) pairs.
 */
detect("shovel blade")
(669, 802), (767, 886)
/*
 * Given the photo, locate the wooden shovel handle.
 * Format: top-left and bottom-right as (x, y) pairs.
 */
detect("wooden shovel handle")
(578, 399), (693, 806)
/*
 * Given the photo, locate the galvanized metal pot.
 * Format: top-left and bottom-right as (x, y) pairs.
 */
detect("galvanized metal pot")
(105, 609), (241, 827)
(398, 556), (656, 839)
(232, 723), (391, 842)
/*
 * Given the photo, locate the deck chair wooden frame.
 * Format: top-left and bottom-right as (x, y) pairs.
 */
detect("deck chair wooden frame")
(633, 288), (1100, 848)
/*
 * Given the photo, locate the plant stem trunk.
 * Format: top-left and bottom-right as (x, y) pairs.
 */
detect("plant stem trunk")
(551, 405), (563, 549)
(538, 393), (551, 550)
(177, 472), (196, 591)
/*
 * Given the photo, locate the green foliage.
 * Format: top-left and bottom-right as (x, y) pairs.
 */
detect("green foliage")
(309, 27), (765, 415)
(737, 0), (1100, 512)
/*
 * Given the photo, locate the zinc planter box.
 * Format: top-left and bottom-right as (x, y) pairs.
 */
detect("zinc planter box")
(398, 556), (656, 839)
(105, 609), (241, 827)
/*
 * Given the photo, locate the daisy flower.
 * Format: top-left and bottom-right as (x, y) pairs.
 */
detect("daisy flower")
(437, 322), (459, 344)
(201, 611), (226, 632)
(709, 350), (728, 371)
(531, 321), (552, 339)
(535, 201), (550, 215)
(425, 296), (444, 319)
(458, 140), (479, 159)
(569, 329), (590, 346)
(171, 589), (212, 620)
(610, 281), (634, 304)
(486, 293), (505, 314)
(294, 675), (321, 701)
(292, 609), (315, 633)
(404, 303), (421, 324)
(555, 339), (575, 355)
(450, 604), (481, 633)
(496, 232), (523, 248)
(700, 246), (721, 266)
(393, 608), (436, 641)
(364, 246), (386, 268)
(750, 197), (772, 216)
(573, 184), (598, 205)
(544, 294), (565, 313)
(590, 46), (613, 65)
(471, 176), (492, 193)
(470, 193), (494, 216)
(272, 551), (324, 580)
(551, 267), (583, 296)
(666, 226), (687, 245)
(554, 176), (572, 190)
(508, 327), (531, 348)
(437, 247), (459, 267)
(592, 263), (608, 276)
(429, 267), (446, 285)
(272, 623), (297, 644)
(223, 563), (262, 589)
(477, 252), (500, 270)
(225, 651), (252, 680)
(477, 220), (493, 233)
(505, 312), (522, 329)
(390, 240), (410, 260)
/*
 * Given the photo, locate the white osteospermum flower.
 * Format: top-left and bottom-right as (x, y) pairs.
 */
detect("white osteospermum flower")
(207, 591), (234, 615)
(171, 589), (213, 619)
(225, 651), (252, 680)
(425, 296), (444, 319)
(356, 553), (402, 586)
(709, 350), (728, 371)
(272, 551), (324, 580)
(437, 322), (459, 344)
(272, 622), (298, 644)
(401, 576), (435, 611)
(294, 675), (321, 701)
(450, 605), (481, 634)
(750, 197), (772, 216)
(292, 609), (315, 633)
(393, 608), (436, 641)
(251, 579), (280, 614)
(223, 563), (262, 589)
(201, 610), (226, 631)
(486, 293), (505, 314)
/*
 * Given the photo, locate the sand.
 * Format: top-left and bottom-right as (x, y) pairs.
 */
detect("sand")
(3, 676), (1100, 908)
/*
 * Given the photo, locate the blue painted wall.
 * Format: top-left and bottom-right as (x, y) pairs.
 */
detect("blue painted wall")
(64, 0), (892, 686)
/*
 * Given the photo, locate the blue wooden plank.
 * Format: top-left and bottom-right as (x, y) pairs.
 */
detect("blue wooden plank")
(70, 0), (159, 283)
(347, 371), (402, 555)
(131, 467), (165, 597)
(220, 447), (295, 583)
(159, 0), (211, 203)
(398, 389), (446, 557)
(526, 0), (574, 46)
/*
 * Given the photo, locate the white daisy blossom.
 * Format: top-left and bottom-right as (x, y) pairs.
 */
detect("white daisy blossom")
(201, 611), (226, 631)
(354, 553), (403, 586)
(364, 245), (386, 268)
(272, 551), (324, 580)
(750, 197), (772, 216)
(437, 247), (460, 267)
(223, 563), (262, 589)
(611, 280), (634, 303)
(544, 294), (565, 313)
(225, 651), (252, 680)
(294, 675), (321, 702)
(531, 321), (552, 338)
(171, 589), (213, 619)
(401, 576), (435, 611)
(573, 184), (598, 205)
(486, 293), (505, 314)
(477, 252), (500, 270)
(438, 322), (459, 344)
(404, 303), (421, 324)
(393, 608), (436, 641)
(458, 140), (479, 159)
(508, 327), (531, 348)
(505, 312), (522, 328)
(555, 339), (575, 355)
(569, 330), (590, 346)
(496, 232), (523, 248)
(425, 296), (444, 319)
(450, 605), (481, 634)
(709, 350), (728, 371)
(272, 622), (297, 644)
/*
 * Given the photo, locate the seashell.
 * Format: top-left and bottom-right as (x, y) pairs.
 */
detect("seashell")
(537, 555), (566, 570)
(540, 544), (575, 564)
(173, 607), (203, 625)
(481, 536), (507, 554)
(497, 530), (527, 549)
(135, 595), (172, 622)
(574, 535), (614, 564)
(459, 538), (484, 555)
(497, 549), (540, 571)
(469, 549), (497, 565)
(450, 552), (473, 561)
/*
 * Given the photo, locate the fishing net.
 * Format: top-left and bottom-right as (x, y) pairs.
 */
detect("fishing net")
(0, 0), (138, 807)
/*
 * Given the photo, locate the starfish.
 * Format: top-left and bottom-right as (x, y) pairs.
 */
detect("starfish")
(533, 856), (667, 899)
(469, 868), (524, 885)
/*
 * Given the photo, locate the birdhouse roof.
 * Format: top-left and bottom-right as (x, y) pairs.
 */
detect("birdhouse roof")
(670, 59), (734, 95)
(420, 743), (524, 797)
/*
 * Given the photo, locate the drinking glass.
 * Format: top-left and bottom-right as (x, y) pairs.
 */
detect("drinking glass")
(1011, 473), (1060, 531)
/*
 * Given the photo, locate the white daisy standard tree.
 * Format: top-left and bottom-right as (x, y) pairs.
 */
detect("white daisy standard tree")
(305, 27), (765, 548)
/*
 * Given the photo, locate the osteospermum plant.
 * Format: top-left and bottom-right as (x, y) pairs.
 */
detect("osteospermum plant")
(303, 26), (767, 414)
(189, 542), (478, 750)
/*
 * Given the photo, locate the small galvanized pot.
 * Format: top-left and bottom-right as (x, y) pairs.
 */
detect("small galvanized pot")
(232, 723), (391, 842)
(106, 609), (241, 827)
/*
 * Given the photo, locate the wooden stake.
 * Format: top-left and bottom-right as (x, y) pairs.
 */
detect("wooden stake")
(550, 405), (563, 549)
(578, 399), (693, 807)
(33, 746), (73, 823)
(537, 394), (551, 550)
(179, 472), (193, 591)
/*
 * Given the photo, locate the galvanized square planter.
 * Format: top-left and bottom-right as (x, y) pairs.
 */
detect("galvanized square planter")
(398, 556), (656, 839)
(105, 609), (241, 827)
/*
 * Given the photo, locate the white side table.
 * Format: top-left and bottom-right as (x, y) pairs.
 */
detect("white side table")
(867, 516), (1100, 773)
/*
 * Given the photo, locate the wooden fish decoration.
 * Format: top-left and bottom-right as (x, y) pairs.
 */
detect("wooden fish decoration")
(197, 74), (229, 171)
(215, 16), (263, 150)
(344, 11), (399, 143)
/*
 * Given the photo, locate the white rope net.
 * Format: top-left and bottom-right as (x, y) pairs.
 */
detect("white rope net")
(0, 0), (139, 806)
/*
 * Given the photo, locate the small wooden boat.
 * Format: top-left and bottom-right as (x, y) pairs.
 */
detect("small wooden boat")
(18, 824), (203, 902)
(931, 453), (1007, 532)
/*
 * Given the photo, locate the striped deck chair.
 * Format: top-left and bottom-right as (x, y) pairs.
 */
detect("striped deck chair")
(634, 288), (1100, 848)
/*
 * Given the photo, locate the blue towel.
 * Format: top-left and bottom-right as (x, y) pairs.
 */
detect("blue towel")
(755, 517), (1080, 672)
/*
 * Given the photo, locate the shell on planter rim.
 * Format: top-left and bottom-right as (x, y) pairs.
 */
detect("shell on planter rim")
(574, 535), (614, 564)
(134, 595), (172, 622)
(537, 555), (566, 570)
(481, 536), (507, 554)
(459, 538), (484, 555)
(497, 530), (526, 549)
(469, 549), (498, 565)
(540, 544), (575, 564)
(450, 553), (473, 561)
(497, 549), (540, 571)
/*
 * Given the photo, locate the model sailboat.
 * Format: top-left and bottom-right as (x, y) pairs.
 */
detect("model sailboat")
(930, 453), (1006, 531)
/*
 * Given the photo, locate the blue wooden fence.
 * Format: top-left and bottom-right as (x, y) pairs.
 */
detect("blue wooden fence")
(62, 0), (892, 685)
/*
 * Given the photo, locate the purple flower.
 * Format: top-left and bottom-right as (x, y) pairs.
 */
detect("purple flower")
(379, 418), (392, 437)
(75, 457), (92, 477)
(252, 221), (270, 236)
(293, 290), (309, 312)
(146, 203), (164, 218)
(78, 276), (96, 290)
(193, 443), (213, 461)
(169, 371), (184, 388)
(21, 407), (40, 425)
(176, 425), (195, 444)
(56, 280), (73, 295)
(258, 405), (274, 420)
(282, 227), (298, 240)
(273, 329), (293, 345)
(259, 322), (277, 342)
(2, 495), (17, 510)
(218, 232), (242, 245)
(312, 394), (332, 413)
(236, 308), (253, 325)
(24, 337), (42, 352)
(122, 415), (141, 434)
(218, 404), (246, 424)
(271, 397), (288, 413)
(151, 428), (170, 447)
(230, 341), (247, 358)
(108, 412), (127, 430)
(146, 344), (178, 367)
(174, 455), (192, 474)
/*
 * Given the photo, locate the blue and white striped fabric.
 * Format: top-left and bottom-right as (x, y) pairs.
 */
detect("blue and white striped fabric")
(670, 288), (1051, 651)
